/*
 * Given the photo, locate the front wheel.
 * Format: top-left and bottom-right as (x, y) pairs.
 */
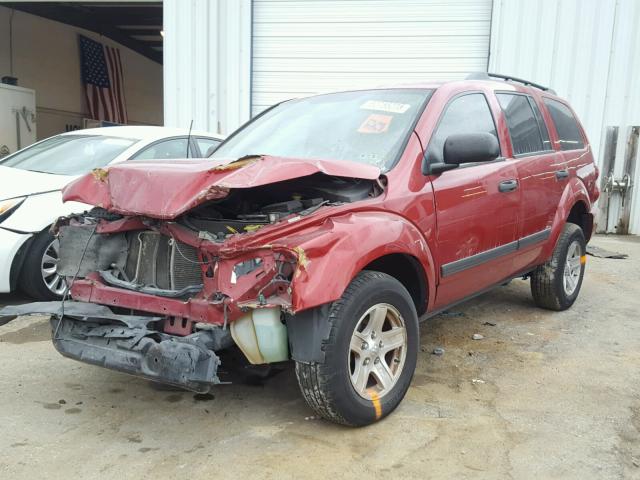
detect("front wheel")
(295, 271), (419, 426)
(19, 230), (67, 300)
(530, 223), (586, 311)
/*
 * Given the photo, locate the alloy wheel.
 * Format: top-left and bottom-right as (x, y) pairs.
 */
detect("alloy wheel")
(41, 238), (67, 296)
(348, 303), (407, 399)
(563, 239), (583, 296)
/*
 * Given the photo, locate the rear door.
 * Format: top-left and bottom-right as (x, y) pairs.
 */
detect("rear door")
(494, 92), (565, 271)
(428, 92), (521, 309)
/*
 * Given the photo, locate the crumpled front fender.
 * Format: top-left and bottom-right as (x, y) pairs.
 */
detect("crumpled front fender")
(282, 211), (436, 313)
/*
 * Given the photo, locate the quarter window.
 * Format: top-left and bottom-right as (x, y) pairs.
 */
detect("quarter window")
(497, 93), (550, 155)
(426, 93), (499, 164)
(543, 98), (585, 150)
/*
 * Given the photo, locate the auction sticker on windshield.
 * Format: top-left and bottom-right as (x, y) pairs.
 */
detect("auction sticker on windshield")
(360, 100), (411, 114)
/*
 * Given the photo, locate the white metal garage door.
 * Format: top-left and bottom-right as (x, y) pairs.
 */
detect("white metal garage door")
(251, 0), (493, 115)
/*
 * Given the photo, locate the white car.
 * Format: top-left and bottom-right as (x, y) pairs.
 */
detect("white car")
(0, 126), (223, 300)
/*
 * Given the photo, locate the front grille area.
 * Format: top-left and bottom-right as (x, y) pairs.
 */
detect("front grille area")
(124, 231), (202, 290)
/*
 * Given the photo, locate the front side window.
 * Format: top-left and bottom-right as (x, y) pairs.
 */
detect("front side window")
(212, 89), (433, 172)
(426, 93), (499, 164)
(543, 98), (585, 150)
(497, 93), (550, 155)
(0, 135), (137, 175)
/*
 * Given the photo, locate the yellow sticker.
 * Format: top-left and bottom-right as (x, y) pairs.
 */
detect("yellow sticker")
(367, 388), (382, 420)
(580, 255), (587, 265)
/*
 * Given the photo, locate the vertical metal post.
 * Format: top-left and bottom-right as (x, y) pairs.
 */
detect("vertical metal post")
(618, 126), (638, 234)
(597, 126), (618, 232)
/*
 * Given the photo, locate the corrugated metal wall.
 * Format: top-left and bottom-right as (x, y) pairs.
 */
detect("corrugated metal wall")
(163, 0), (252, 135)
(489, 0), (616, 164)
(251, 0), (493, 115)
(489, 0), (640, 233)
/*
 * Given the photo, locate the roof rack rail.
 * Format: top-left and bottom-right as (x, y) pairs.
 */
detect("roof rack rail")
(466, 72), (556, 95)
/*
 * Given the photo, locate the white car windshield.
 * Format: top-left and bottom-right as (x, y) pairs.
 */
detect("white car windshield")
(0, 134), (137, 175)
(213, 89), (433, 171)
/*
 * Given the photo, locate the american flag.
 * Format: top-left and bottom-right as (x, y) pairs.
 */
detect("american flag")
(79, 35), (128, 124)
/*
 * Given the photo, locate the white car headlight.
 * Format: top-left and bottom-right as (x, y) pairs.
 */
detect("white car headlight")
(0, 196), (26, 223)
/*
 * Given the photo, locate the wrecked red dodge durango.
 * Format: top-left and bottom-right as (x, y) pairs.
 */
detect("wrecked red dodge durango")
(6, 75), (599, 426)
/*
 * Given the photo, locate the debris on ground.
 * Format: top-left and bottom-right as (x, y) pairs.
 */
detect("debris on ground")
(433, 347), (445, 356)
(193, 393), (215, 402)
(483, 322), (496, 326)
(586, 245), (629, 259)
(471, 378), (486, 384)
(472, 333), (484, 340)
(440, 310), (465, 317)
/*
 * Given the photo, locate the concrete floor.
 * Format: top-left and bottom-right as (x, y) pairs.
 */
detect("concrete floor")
(0, 234), (639, 479)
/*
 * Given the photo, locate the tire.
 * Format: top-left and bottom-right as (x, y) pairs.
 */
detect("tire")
(19, 229), (67, 300)
(295, 271), (419, 427)
(530, 223), (586, 311)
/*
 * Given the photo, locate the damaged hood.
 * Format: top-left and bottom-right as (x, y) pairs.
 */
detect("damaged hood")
(62, 155), (381, 219)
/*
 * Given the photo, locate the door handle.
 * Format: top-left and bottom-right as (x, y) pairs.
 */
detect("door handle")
(498, 179), (518, 192)
(555, 169), (569, 180)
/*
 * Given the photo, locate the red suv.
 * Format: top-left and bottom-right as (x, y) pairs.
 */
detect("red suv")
(5, 73), (599, 426)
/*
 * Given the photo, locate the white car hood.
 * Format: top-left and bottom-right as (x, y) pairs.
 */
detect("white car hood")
(0, 166), (77, 200)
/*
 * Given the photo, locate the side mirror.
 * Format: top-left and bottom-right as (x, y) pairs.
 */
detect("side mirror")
(426, 132), (500, 174)
(444, 132), (500, 165)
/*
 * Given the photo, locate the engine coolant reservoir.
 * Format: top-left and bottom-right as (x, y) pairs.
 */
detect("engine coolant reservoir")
(230, 307), (288, 364)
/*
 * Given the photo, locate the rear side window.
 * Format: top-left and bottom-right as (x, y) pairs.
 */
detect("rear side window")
(530, 100), (551, 150)
(131, 138), (191, 160)
(427, 93), (498, 164)
(543, 98), (585, 150)
(197, 137), (222, 157)
(497, 93), (550, 155)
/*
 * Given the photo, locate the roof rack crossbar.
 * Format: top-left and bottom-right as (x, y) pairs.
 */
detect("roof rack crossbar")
(466, 72), (556, 94)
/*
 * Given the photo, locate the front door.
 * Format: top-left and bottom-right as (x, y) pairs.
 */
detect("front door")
(426, 92), (521, 309)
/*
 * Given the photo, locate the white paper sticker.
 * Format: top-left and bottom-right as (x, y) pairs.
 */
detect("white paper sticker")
(360, 100), (411, 114)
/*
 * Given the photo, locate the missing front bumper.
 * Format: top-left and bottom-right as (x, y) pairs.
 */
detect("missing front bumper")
(50, 313), (223, 393)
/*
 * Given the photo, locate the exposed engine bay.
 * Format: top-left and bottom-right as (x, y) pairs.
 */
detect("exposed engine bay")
(179, 173), (379, 240)
(56, 174), (381, 301)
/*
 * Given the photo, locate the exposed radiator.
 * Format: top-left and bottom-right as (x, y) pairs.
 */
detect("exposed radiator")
(124, 231), (202, 290)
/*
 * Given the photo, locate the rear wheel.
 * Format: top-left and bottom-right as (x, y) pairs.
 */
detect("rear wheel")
(295, 271), (418, 426)
(19, 230), (66, 300)
(530, 223), (586, 311)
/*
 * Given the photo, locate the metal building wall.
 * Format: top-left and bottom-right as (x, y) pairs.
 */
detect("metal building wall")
(489, 0), (640, 233)
(163, 0), (252, 135)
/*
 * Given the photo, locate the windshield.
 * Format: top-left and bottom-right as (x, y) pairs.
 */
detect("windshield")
(213, 89), (432, 171)
(0, 134), (138, 175)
